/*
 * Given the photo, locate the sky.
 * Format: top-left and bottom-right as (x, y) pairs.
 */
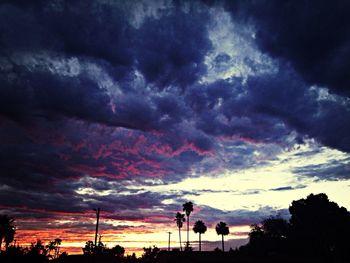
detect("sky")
(0, 0), (350, 256)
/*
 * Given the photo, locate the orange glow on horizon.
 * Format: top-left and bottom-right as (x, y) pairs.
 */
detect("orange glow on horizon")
(13, 221), (250, 257)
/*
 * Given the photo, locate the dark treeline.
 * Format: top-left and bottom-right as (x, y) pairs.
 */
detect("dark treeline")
(1, 193), (350, 263)
(0, 240), (157, 263)
(233, 193), (350, 262)
(0, 239), (66, 263)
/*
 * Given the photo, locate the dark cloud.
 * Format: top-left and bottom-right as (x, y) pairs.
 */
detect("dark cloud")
(270, 186), (293, 191)
(2, 0), (348, 154)
(188, 67), (350, 152)
(270, 185), (306, 192)
(193, 64), (350, 162)
(0, 0), (213, 132)
(245, 68), (350, 152)
(293, 159), (350, 181)
(221, 0), (350, 97)
(0, 69), (123, 126)
(135, 8), (212, 88)
(0, 1), (133, 68)
(186, 78), (294, 146)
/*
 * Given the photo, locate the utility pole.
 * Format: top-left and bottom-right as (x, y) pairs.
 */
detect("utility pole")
(168, 232), (172, 251)
(94, 208), (100, 250)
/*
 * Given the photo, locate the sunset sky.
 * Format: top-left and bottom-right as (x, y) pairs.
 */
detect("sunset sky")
(0, 0), (350, 256)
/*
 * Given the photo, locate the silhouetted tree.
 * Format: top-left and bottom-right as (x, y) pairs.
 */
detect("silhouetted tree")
(82, 239), (107, 255)
(215, 222), (229, 252)
(247, 217), (289, 255)
(46, 241), (54, 258)
(54, 238), (62, 258)
(214, 247), (221, 252)
(248, 224), (264, 247)
(289, 193), (350, 259)
(111, 244), (125, 258)
(58, 251), (68, 259)
(182, 202), (193, 248)
(125, 252), (137, 263)
(0, 215), (15, 251)
(0, 244), (24, 262)
(27, 240), (48, 257)
(46, 238), (62, 259)
(83, 240), (94, 255)
(241, 193), (350, 260)
(95, 239), (105, 254)
(0, 241), (66, 263)
(4, 226), (15, 251)
(19, 240), (49, 263)
(175, 212), (185, 251)
(193, 220), (207, 251)
(141, 245), (160, 263)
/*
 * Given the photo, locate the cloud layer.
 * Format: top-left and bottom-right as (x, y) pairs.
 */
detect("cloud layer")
(1, 0), (350, 252)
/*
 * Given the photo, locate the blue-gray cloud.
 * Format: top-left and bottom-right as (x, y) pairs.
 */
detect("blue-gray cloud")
(293, 159), (350, 181)
(219, 0), (350, 97)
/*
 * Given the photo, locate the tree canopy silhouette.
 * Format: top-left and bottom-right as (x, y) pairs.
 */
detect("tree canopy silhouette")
(0, 215), (15, 251)
(248, 217), (289, 255)
(193, 220), (207, 251)
(175, 212), (185, 251)
(111, 244), (125, 258)
(215, 222), (229, 252)
(289, 193), (350, 258)
(46, 238), (62, 259)
(82, 240), (94, 255)
(25, 240), (49, 262)
(141, 245), (160, 263)
(182, 201), (193, 249)
(243, 193), (350, 260)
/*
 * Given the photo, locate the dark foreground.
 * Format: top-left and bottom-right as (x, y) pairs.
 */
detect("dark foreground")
(155, 251), (345, 263)
(1, 251), (348, 263)
(51, 251), (348, 263)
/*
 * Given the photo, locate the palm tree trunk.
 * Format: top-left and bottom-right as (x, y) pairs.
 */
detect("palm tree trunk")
(221, 234), (224, 252)
(179, 227), (182, 251)
(187, 215), (189, 246)
(199, 233), (201, 252)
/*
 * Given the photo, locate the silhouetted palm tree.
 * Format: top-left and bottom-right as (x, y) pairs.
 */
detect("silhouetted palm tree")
(215, 222), (229, 252)
(193, 220), (207, 251)
(53, 238), (62, 258)
(47, 239), (62, 258)
(182, 202), (193, 247)
(175, 212), (185, 251)
(47, 241), (55, 257)
(4, 227), (15, 250)
(0, 215), (15, 251)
